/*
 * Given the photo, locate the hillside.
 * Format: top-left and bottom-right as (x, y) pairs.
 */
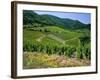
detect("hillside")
(23, 26), (82, 47)
(23, 10), (91, 69)
(23, 10), (90, 30)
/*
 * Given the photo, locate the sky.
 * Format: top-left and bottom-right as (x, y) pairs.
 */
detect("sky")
(34, 11), (91, 24)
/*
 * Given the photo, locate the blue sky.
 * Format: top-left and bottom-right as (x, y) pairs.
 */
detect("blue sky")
(34, 11), (91, 24)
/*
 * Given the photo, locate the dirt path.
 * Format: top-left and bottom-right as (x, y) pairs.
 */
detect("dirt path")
(47, 34), (78, 45)
(47, 34), (65, 44)
(36, 33), (78, 45)
(63, 37), (78, 44)
(36, 35), (45, 42)
(65, 37), (77, 42)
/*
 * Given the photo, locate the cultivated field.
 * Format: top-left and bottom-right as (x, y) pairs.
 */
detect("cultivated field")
(23, 10), (91, 69)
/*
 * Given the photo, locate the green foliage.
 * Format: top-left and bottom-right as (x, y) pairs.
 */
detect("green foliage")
(79, 36), (90, 46)
(23, 26), (91, 60)
(76, 45), (91, 60)
(23, 10), (91, 60)
(23, 10), (90, 30)
(23, 40), (78, 59)
(77, 35), (91, 60)
(65, 38), (80, 47)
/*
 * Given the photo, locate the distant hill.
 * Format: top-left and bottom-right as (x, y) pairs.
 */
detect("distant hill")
(23, 10), (90, 30)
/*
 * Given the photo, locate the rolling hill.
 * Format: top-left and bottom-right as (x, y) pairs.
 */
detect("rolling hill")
(23, 10), (90, 30)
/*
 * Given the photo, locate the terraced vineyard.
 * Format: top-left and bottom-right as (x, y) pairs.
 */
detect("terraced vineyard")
(23, 10), (91, 69)
(23, 26), (91, 69)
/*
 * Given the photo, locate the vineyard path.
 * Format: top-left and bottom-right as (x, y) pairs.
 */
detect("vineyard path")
(36, 35), (46, 42)
(36, 33), (78, 45)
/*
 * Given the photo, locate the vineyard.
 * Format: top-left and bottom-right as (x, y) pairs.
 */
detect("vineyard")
(23, 10), (91, 69)
(23, 26), (91, 69)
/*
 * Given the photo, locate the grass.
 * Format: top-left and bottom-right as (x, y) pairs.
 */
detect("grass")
(41, 37), (61, 45)
(23, 29), (44, 42)
(65, 38), (80, 47)
(23, 26), (83, 47)
(23, 52), (90, 69)
(43, 26), (81, 40)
